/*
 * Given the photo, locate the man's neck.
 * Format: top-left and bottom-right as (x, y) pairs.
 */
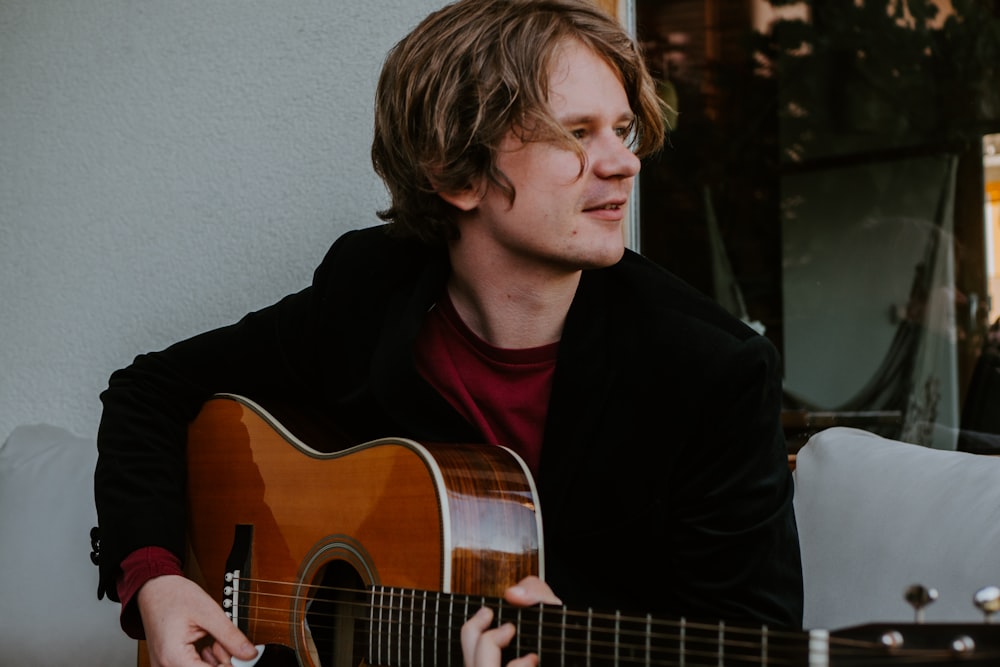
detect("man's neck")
(445, 257), (581, 350)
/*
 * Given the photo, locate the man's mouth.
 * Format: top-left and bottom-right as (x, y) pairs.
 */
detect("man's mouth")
(585, 200), (626, 212)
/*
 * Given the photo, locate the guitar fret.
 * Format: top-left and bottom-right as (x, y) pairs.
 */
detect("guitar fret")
(386, 587), (394, 666)
(400, 588), (406, 667)
(389, 588), (398, 666)
(366, 589), (372, 665)
(762, 624), (768, 666)
(407, 588), (415, 667)
(400, 588), (407, 666)
(536, 605), (544, 659)
(397, 588), (404, 666)
(393, 587), (401, 666)
(586, 608), (593, 667)
(452, 595), (465, 667)
(367, 588), (373, 666)
(382, 587), (390, 666)
(644, 614), (651, 667)
(419, 590), (427, 667)
(395, 588), (401, 664)
(809, 629), (830, 667)
(395, 588), (403, 667)
(433, 593), (441, 667)
(561, 606), (567, 667)
(679, 616), (686, 667)
(516, 605), (523, 657)
(717, 620), (724, 667)
(614, 610), (621, 667)
(446, 596), (455, 667)
(377, 587), (386, 667)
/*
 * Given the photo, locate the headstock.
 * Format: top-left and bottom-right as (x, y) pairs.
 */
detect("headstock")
(829, 585), (1000, 665)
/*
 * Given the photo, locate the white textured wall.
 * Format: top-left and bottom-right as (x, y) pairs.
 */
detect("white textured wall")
(0, 0), (445, 441)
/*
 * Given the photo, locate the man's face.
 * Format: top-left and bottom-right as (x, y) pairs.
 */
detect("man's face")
(458, 39), (642, 276)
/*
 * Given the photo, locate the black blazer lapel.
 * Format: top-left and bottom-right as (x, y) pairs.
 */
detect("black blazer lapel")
(369, 256), (483, 443)
(538, 268), (620, 515)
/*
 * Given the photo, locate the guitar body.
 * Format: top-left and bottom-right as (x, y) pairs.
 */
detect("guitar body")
(180, 393), (542, 665)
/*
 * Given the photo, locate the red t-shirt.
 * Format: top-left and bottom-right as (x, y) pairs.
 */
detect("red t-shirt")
(117, 293), (557, 636)
(117, 546), (183, 638)
(414, 293), (557, 476)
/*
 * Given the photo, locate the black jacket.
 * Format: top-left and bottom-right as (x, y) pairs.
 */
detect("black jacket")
(95, 224), (803, 629)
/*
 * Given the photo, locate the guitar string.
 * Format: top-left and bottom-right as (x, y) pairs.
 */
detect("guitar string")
(238, 577), (786, 635)
(236, 576), (797, 642)
(220, 577), (995, 665)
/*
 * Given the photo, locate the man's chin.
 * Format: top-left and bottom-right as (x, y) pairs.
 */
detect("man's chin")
(584, 244), (626, 269)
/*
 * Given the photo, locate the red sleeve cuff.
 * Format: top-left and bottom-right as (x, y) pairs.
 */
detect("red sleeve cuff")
(117, 546), (184, 639)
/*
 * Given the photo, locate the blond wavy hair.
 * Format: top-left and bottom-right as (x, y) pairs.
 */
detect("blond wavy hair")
(371, 0), (666, 245)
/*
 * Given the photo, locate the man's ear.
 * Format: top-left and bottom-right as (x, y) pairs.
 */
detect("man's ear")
(432, 179), (483, 212)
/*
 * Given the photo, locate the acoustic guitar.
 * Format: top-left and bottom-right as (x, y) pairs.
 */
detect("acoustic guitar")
(144, 393), (1000, 666)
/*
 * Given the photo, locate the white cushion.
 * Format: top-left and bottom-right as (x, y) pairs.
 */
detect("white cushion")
(0, 424), (135, 666)
(794, 426), (1000, 630)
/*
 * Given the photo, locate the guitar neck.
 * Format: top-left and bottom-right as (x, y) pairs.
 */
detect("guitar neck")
(366, 587), (1000, 666)
(364, 586), (813, 667)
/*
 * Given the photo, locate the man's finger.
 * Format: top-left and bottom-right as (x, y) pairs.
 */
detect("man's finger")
(503, 576), (562, 607)
(462, 607), (495, 667)
(200, 645), (221, 666)
(201, 613), (257, 662)
(473, 623), (518, 666)
(507, 653), (540, 667)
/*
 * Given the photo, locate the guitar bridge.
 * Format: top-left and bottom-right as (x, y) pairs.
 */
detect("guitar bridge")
(223, 524), (254, 632)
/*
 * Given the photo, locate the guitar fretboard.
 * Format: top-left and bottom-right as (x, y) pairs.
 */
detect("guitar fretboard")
(365, 585), (816, 667)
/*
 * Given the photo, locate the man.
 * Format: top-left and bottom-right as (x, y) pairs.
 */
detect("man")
(93, 1), (803, 666)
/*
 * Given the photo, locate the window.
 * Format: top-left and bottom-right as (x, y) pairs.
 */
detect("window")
(631, 0), (1000, 451)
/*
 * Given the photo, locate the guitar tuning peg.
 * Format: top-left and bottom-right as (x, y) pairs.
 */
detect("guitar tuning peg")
(973, 585), (1000, 623)
(904, 584), (938, 623)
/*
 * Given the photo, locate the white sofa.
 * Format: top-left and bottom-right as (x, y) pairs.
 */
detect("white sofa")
(0, 424), (134, 667)
(2, 423), (999, 665)
(793, 426), (1000, 630)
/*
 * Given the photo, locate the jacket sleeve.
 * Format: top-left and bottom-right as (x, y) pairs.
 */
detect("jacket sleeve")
(93, 235), (352, 601)
(666, 333), (803, 629)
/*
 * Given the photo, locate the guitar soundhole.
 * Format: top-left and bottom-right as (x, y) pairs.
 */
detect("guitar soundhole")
(304, 559), (366, 667)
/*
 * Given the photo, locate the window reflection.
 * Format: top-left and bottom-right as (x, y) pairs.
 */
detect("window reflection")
(634, 0), (1000, 451)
